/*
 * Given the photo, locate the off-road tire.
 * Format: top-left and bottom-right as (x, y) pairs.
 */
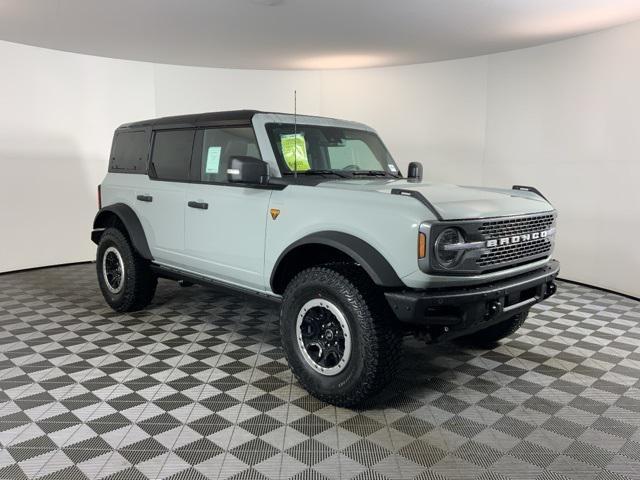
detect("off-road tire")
(458, 311), (528, 346)
(97, 227), (157, 312)
(280, 264), (402, 408)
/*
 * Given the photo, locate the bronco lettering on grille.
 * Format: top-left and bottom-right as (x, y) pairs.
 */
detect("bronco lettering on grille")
(486, 230), (548, 248)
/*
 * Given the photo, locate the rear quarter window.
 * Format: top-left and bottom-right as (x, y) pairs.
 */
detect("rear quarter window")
(109, 130), (149, 174)
(150, 129), (195, 182)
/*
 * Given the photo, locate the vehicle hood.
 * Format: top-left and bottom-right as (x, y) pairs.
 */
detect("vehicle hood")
(317, 179), (553, 220)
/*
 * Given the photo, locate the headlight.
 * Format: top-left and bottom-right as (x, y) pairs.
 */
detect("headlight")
(434, 228), (464, 268)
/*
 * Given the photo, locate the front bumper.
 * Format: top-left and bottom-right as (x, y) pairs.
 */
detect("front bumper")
(385, 259), (560, 342)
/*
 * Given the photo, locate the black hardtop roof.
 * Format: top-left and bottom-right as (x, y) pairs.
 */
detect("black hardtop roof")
(118, 109), (264, 130)
(116, 109), (372, 134)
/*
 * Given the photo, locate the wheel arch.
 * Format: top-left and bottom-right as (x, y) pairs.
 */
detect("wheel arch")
(91, 203), (153, 260)
(270, 231), (403, 294)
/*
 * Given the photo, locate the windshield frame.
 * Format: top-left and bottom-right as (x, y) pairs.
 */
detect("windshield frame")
(265, 122), (401, 179)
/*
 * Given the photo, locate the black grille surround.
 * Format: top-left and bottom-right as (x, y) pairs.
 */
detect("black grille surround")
(423, 211), (556, 275)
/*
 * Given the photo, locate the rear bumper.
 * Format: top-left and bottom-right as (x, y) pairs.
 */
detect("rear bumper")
(384, 259), (560, 341)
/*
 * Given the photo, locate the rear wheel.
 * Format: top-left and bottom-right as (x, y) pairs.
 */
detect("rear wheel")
(280, 265), (402, 407)
(458, 311), (528, 346)
(97, 228), (157, 312)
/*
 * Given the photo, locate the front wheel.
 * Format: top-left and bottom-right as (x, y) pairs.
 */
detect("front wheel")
(280, 265), (402, 408)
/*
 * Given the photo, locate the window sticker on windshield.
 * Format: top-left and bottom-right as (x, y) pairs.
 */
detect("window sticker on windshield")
(281, 133), (310, 171)
(205, 146), (222, 174)
(388, 164), (397, 173)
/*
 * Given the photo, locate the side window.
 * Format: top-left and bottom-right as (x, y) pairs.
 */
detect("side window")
(150, 129), (195, 182)
(109, 130), (149, 173)
(327, 139), (380, 170)
(198, 127), (261, 183)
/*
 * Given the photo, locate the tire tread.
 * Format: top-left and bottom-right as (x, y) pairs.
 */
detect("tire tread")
(281, 264), (401, 407)
(97, 228), (157, 312)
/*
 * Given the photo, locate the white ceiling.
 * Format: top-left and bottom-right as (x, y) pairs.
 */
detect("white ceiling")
(1, 0), (639, 70)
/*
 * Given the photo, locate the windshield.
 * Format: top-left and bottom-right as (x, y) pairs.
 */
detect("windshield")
(266, 123), (400, 177)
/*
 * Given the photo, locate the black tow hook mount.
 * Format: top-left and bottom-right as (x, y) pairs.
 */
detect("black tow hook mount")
(484, 300), (503, 320)
(545, 281), (557, 298)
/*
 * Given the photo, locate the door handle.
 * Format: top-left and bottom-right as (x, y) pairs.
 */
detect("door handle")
(137, 194), (153, 202)
(188, 201), (209, 210)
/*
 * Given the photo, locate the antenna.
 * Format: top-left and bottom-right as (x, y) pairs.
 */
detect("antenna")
(293, 90), (298, 178)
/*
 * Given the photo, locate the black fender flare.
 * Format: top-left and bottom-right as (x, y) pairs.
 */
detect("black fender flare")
(91, 203), (153, 260)
(270, 231), (404, 291)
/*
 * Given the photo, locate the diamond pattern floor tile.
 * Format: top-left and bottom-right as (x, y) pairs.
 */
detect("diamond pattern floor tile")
(0, 264), (638, 479)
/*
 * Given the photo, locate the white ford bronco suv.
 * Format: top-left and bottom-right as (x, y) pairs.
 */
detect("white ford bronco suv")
(92, 110), (559, 407)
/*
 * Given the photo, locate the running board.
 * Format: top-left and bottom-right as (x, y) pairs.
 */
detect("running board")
(150, 264), (282, 304)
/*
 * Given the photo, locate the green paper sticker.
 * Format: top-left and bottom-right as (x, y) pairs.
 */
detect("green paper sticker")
(205, 146), (222, 174)
(281, 134), (310, 171)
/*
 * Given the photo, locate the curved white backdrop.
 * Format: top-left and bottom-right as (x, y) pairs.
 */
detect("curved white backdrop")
(0, 21), (638, 296)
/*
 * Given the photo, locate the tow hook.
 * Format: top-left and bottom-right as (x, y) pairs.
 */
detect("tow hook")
(485, 300), (502, 320)
(546, 281), (557, 298)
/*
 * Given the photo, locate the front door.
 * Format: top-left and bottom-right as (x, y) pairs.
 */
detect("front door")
(183, 127), (272, 291)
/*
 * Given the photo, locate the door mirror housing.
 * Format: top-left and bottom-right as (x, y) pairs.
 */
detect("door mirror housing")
(407, 161), (423, 182)
(227, 156), (269, 184)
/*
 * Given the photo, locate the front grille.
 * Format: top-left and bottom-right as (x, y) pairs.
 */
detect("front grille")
(478, 214), (554, 238)
(476, 213), (554, 268)
(476, 239), (552, 267)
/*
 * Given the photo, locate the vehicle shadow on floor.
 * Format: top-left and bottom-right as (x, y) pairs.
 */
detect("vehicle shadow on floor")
(148, 280), (529, 409)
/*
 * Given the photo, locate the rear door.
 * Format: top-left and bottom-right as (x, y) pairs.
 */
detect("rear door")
(139, 128), (195, 268)
(183, 126), (272, 291)
(104, 127), (151, 211)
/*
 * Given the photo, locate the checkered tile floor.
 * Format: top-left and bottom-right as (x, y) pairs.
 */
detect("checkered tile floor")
(0, 264), (639, 480)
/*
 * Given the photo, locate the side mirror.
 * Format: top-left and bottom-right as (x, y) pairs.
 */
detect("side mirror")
(227, 156), (269, 184)
(407, 161), (423, 182)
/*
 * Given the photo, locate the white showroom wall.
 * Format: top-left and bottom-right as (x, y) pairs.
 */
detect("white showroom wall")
(483, 21), (640, 297)
(153, 65), (323, 118)
(0, 41), (155, 273)
(0, 20), (638, 296)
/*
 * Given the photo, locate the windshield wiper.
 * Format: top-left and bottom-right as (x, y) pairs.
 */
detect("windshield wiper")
(284, 169), (348, 178)
(351, 170), (398, 178)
